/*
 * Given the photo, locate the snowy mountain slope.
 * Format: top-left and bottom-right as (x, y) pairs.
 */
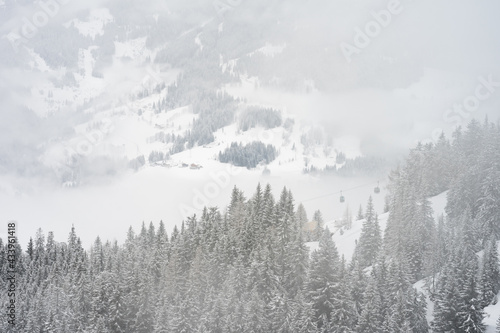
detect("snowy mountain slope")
(305, 190), (448, 327)
(414, 240), (500, 333)
(331, 211), (389, 261)
(5, 0), (498, 191)
(305, 211), (389, 262)
(413, 279), (435, 328)
(484, 280), (500, 333)
(9, 1), (496, 176)
(16, 19), (357, 185)
(65, 8), (113, 39)
(306, 191), (448, 261)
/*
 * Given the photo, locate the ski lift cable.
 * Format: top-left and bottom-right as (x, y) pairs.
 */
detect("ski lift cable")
(299, 180), (381, 203)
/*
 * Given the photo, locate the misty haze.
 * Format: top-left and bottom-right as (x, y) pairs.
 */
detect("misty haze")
(1, 0), (500, 332)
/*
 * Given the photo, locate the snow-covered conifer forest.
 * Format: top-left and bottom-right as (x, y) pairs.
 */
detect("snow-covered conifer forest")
(1, 121), (500, 331)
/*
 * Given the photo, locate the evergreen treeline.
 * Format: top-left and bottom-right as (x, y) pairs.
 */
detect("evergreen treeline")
(304, 155), (390, 177)
(382, 119), (500, 331)
(218, 141), (277, 168)
(0, 184), (428, 332)
(148, 151), (167, 164)
(169, 90), (238, 154)
(1, 118), (500, 332)
(239, 107), (282, 131)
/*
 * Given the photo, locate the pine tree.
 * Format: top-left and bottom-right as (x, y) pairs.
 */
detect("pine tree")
(479, 238), (500, 307)
(432, 253), (462, 332)
(285, 218), (309, 296)
(312, 209), (324, 241)
(152, 220), (169, 286)
(433, 229), (485, 333)
(26, 237), (34, 262)
(262, 183), (276, 231)
(296, 203), (308, 228)
(272, 187), (298, 295)
(355, 196), (381, 268)
(329, 257), (357, 333)
(477, 124), (500, 240)
(268, 288), (294, 333)
(242, 287), (269, 333)
(167, 292), (194, 333)
(307, 228), (340, 328)
(249, 183), (266, 246)
(356, 276), (384, 333)
(349, 257), (366, 319)
(457, 225), (485, 333)
(459, 299), (485, 333)
(357, 204), (364, 221)
(289, 292), (317, 333)
(342, 205), (353, 229)
(428, 214), (448, 293)
(408, 288), (430, 333)
(386, 290), (412, 333)
(90, 236), (104, 276)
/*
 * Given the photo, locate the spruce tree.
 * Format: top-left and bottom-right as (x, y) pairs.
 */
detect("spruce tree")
(329, 257), (357, 333)
(307, 228), (340, 328)
(312, 209), (324, 241)
(356, 277), (384, 333)
(355, 196), (381, 268)
(357, 204), (364, 221)
(479, 238), (500, 307)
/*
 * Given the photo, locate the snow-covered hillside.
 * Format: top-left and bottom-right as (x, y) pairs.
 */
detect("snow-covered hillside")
(314, 189), (500, 333)
(305, 190), (482, 330)
(306, 191), (448, 261)
(414, 240), (500, 333)
(484, 280), (500, 332)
